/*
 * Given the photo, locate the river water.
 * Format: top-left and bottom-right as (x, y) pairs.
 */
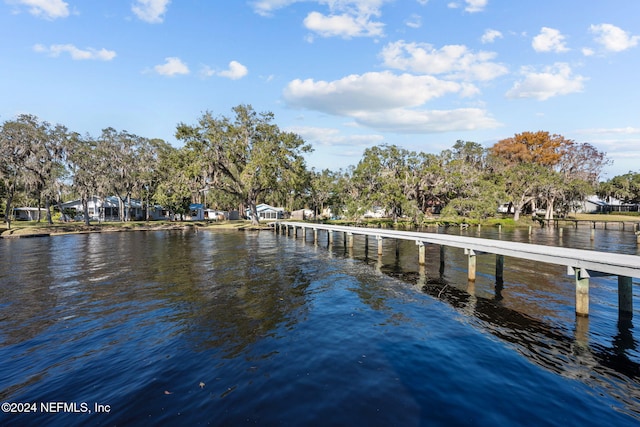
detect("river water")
(0, 225), (639, 426)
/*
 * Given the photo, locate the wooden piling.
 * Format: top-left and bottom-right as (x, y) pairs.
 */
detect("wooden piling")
(496, 254), (504, 284)
(466, 249), (477, 282)
(618, 276), (633, 318)
(377, 236), (383, 256)
(418, 242), (425, 265)
(574, 267), (590, 317)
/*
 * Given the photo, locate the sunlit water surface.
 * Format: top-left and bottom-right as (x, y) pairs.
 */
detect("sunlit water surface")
(0, 226), (639, 426)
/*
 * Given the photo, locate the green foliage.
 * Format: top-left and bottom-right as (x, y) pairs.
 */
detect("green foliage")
(176, 105), (312, 224)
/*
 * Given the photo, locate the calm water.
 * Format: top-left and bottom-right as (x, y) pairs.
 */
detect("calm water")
(0, 225), (639, 426)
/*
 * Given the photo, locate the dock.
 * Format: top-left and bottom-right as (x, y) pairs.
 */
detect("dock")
(273, 222), (640, 319)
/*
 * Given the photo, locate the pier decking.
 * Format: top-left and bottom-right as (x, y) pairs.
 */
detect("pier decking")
(274, 222), (640, 318)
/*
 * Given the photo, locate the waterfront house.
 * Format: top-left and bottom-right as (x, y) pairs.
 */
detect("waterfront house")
(245, 203), (285, 220)
(61, 196), (165, 221)
(12, 207), (49, 221)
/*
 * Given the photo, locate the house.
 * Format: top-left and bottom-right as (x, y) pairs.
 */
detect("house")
(245, 203), (285, 220)
(61, 196), (165, 221)
(576, 196), (639, 214)
(187, 204), (234, 221)
(363, 206), (386, 218)
(291, 209), (314, 220)
(578, 196), (608, 214)
(12, 207), (49, 221)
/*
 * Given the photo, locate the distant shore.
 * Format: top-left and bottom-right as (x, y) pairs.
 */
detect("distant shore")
(2, 214), (638, 239)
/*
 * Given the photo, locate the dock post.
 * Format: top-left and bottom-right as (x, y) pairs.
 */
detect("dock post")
(377, 236), (383, 256)
(573, 267), (590, 317)
(619, 276), (633, 318)
(417, 241), (425, 265)
(328, 230), (333, 244)
(465, 249), (477, 282)
(496, 254), (504, 284)
(591, 229), (595, 241)
(365, 234), (369, 251)
(313, 228), (318, 243)
(439, 245), (445, 277)
(347, 233), (354, 248)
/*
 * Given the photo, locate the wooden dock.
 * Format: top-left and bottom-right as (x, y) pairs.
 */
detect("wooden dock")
(273, 221), (640, 319)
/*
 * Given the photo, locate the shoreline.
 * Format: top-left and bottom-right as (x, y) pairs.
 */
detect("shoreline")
(0, 221), (269, 239)
(2, 214), (638, 239)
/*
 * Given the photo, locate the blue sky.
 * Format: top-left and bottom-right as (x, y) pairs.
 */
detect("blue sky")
(1, 0), (639, 178)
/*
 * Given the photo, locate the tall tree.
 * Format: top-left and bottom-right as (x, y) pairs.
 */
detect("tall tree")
(66, 133), (102, 225)
(176, 105), (312, 225)
(490, 132), (608, 220)
(350, 144), (419, 222)
(0, 117), (32, 228)
(0, 115), (66, 227)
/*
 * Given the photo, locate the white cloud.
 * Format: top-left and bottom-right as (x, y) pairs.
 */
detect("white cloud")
(405, 13), (422, 29)
(251, 0), (389, 38)
(581, 47), (594, 56)
(218, 61), (248, 80)
(283, 71), (500, 133)
(351, 108), (500, 133)
(532, 27), (569, 53)
(589, 23), (639, 52)
(11, 0), (69, 19)
(481, 29), (502, 44)
(33, 43), (116, 60)
(154, 57), (189, 76)
(201, 61), (249, 80)
(287, 126), (384, 147)
(380, 40), (508, 81)
(576, 127), (640, 135)
(132, 0), (171, 24)
(464, 0), (487, 13)
(506, 63), (586, 100)
(251, 0), (299, 16)
(284, 71), (464, 114)
(448, 0), (487, 12)
(304, 11), (384, 38)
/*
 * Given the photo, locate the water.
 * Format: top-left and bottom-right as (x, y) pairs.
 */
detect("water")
(0, 226), (639, 426)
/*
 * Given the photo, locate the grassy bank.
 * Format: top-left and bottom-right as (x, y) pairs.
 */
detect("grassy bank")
(3, 213), (638, 238)
(0, 220), (264, 238)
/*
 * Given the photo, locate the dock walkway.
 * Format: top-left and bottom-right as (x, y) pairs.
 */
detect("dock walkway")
(274, 221), (640, 318)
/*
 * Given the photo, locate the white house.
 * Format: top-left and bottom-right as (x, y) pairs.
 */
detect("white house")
(61, 196), (165, 221)
(12, 207), (49, 221)
(245, 203), (284, 220)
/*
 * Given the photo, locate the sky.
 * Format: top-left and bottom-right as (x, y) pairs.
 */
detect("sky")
(1, 0), (639, 178)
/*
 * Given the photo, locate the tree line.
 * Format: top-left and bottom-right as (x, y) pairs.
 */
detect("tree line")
(1, 104), (637, 229)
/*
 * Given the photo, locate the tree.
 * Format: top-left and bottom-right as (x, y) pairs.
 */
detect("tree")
(0, 115), (66, 228)
(490, 132), (608, 220)
(439, 141), (502, 220)
(176, 105), (312, 225)
(350, 144), (419, 222)
(66, 133), (103, 225)
(599, 172), (640, 205)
